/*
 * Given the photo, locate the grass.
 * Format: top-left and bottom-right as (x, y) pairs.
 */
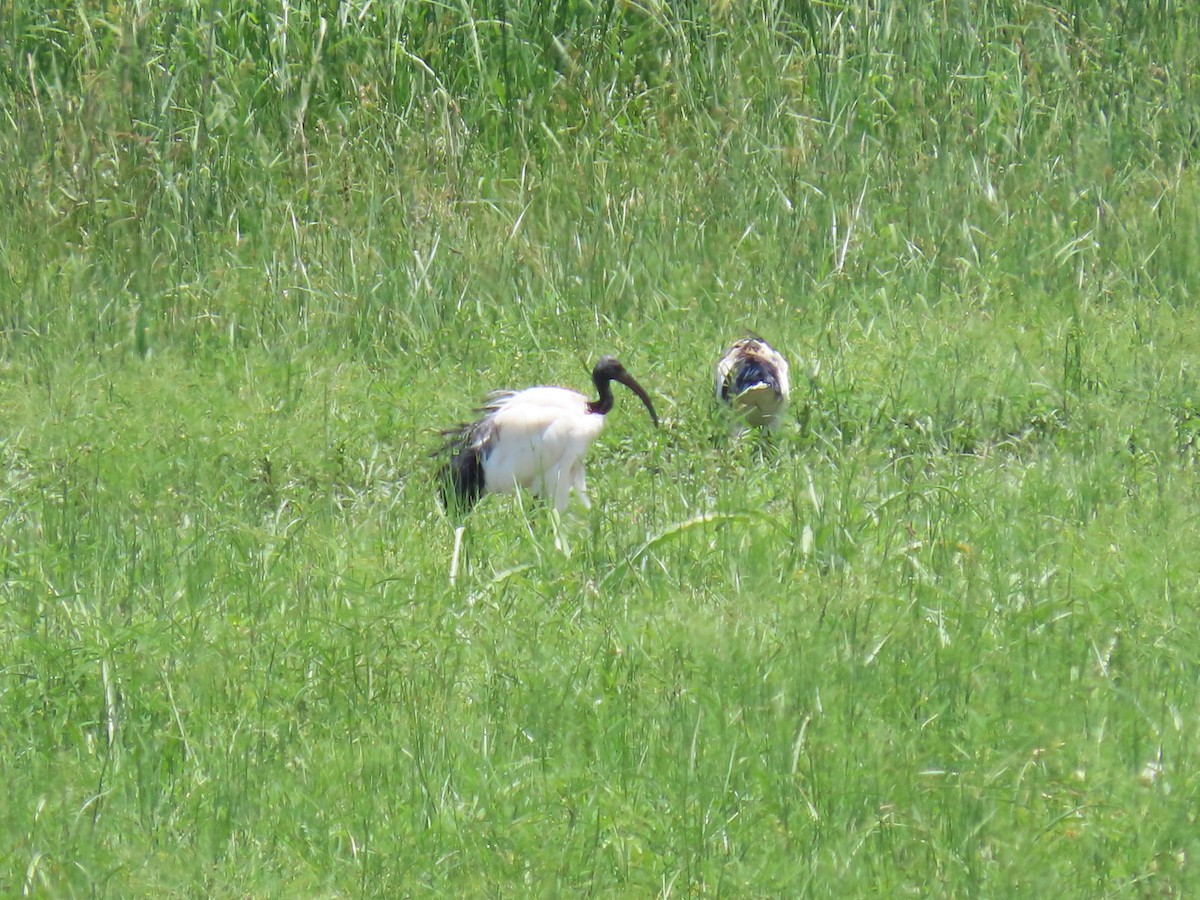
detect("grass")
(2, 0), (1200, 895)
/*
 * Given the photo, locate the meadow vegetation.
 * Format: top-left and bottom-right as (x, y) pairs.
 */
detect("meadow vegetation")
(2, 0), (1200, 894)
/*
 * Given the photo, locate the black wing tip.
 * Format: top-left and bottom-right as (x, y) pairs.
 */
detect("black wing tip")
(431, 421), (472, 459)
(437, 442), (485, 514)
(434, 417), (496, 514)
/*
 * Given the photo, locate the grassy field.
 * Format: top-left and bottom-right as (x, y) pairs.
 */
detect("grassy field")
(3, 1), (1200, 895)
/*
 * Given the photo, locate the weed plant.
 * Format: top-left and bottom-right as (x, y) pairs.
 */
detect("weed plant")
(2, 1), (1200, 894)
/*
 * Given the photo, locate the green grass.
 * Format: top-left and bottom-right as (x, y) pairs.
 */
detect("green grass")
(3, 0), (1200, 895)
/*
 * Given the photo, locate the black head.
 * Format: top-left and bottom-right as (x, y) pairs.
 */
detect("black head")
(591, 356), (659, 426)
(592, 356), (626, 382)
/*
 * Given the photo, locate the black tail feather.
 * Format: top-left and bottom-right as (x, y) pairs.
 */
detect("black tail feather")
(435, 418), (495, 514)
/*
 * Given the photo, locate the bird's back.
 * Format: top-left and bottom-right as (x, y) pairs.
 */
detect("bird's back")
(730, 358), (780, 398)
(718, 342), (789, 396)
(716, 339), (791, 430)
(482, 386), (605, 492)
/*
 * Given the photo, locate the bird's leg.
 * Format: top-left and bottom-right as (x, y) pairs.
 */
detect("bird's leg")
(549, 507), (572, 557)
(549, 464), (573, 515)
(449, 524), (466, 586)
(537, 465), (572, 554)
(572, 464), (591, 509)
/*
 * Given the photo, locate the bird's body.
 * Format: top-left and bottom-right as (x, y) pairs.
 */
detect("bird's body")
(440, 357), (658, 513)
(465, 387), (606, 510)
(716, 337), (790, 432)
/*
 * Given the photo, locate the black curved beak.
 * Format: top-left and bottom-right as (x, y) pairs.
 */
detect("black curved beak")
(616, 371), (659, 427)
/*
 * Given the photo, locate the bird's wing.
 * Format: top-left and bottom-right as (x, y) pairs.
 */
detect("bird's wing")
(759, 344), (791, 396)
(480, 390), (518, 413)
(495, 387), (588, 412)
(716, 347), (741, 401)
(488, 388), (588, 434)
(719, 342), (792, 401)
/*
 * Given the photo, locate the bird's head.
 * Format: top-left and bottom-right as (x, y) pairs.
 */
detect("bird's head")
(593, 356), (659, 426)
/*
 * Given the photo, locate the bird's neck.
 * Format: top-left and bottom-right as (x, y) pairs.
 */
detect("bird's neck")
(587, 376), (615, 415)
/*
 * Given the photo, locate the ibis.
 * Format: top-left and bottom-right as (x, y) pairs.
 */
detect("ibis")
(439, 356), (659, 514)
(716, 337), (791, 432)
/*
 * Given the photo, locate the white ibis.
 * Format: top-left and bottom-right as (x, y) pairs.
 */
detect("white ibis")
(716, 337), (790, 432)
(439, 356), (659, 514)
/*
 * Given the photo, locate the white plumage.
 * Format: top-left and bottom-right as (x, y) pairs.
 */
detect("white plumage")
(716, 337), (791, 432)
(440, 357), (658, 513)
